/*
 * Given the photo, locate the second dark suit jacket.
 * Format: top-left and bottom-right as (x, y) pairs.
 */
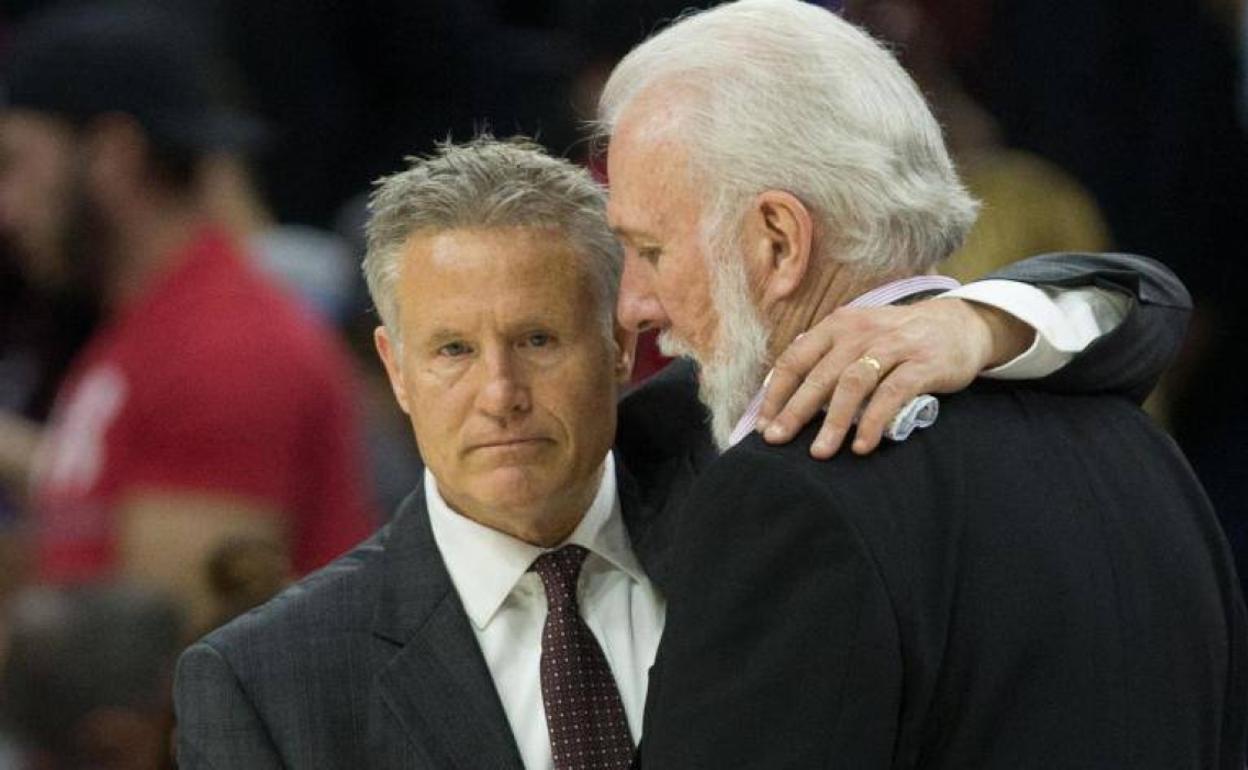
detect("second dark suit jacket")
(637, 258), (1244, 768)
(640, 388), (1247, 769)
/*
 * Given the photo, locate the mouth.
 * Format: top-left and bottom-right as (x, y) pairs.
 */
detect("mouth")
(469, 437), (552, 452)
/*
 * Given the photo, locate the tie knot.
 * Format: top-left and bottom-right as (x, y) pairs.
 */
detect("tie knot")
(530, 544), (589, 606)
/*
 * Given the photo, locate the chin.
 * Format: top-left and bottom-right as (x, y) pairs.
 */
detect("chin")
(474, 466), (561, 512)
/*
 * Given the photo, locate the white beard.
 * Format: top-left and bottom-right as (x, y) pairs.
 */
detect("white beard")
(658, 251), (770, 451)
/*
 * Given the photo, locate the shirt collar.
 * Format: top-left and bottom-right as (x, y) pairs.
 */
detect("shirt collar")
(726, 274), (962, 447)
(425, 451), (647, 629)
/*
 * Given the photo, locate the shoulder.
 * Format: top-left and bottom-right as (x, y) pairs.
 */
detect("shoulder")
(676, 387), (1062, 538)
(672, 429), (876, 566)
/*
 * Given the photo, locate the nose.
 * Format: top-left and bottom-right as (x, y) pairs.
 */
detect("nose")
(475, 347), (531, 422)
(616, 252), (669, 333)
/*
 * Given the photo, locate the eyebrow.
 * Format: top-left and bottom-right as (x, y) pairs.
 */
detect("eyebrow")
(609, 224), (654, 243)
(423, 328), (465, 347)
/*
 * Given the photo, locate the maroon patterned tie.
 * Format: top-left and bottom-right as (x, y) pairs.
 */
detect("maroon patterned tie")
(530, 545), (635, 770)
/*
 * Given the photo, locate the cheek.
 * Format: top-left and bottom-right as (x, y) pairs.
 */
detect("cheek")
(555, 365), (619, 459)
(660, 264), (717, 342)
(403, 373), (471, 460)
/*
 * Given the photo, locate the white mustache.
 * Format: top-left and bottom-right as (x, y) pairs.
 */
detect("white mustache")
(656, 329), (699, 361)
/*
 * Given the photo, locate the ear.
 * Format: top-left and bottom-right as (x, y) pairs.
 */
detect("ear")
(374, 326), (411, 414)
(742, 189), (814, 308)
(611, 322), (638, 385)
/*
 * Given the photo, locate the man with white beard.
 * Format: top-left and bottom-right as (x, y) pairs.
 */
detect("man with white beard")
(600, 1), (1247, 767)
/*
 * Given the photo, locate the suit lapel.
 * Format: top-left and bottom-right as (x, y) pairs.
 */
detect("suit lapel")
(371, 484), (524, 769)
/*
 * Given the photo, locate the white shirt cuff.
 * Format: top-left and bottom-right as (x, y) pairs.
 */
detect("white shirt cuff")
(943, 279), (1132, 380)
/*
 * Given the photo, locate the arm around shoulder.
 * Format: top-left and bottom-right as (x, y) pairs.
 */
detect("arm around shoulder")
(986, 252), (1191, 401)
(175, 640), (286, 769)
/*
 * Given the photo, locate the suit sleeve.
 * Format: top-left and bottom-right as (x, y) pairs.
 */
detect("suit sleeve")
(174, 641), (286, 770)
(640, 446), (903, 769)
(985, 252), (1191, 402)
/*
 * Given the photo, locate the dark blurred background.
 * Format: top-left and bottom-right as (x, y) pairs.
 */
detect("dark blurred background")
(0, 1), (1243, 767)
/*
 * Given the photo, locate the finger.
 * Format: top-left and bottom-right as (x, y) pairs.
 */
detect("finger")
(763, 345), (862, 444)
(809, 354), (892, 458)
(757, 327), (836, 428)
(852, 361), (926, 455)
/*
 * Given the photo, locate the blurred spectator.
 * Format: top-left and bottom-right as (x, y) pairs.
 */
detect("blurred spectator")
(199, 152), (358, 323)
(0, 4), (376, 631)
(0, 584), (181, 770)
(0, 217), (98, 612)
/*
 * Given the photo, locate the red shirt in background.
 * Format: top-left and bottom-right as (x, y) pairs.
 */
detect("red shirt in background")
(31, 227), (376, 581)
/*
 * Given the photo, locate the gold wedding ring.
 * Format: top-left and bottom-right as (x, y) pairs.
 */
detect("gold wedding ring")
(857, 355), (883, 376)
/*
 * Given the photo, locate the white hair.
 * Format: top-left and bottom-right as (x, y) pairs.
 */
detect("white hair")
(596, 0), (978, 276)
(660, 221), (772, 449)
(363, 137), (622, 346)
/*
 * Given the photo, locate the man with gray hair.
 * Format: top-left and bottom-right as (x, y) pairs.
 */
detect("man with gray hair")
(597, 2), (1246, 767)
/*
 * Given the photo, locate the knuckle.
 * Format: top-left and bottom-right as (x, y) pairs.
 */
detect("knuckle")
(898, 324), (926, 346)
(801, 374), (835, 398)
(892, 370), (926, 394)
(833, 306), (868, 330)
(825, 408), (854, 431)
(838, 370), (869, 392)
(773, 348), (808, 375)
(875, 379), (909, 403)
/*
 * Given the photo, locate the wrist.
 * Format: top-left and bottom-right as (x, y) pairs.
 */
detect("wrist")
(968, 300), (1035, 369)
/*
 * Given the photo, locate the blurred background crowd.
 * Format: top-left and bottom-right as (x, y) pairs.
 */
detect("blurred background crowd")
(0, 0), (1243, 767)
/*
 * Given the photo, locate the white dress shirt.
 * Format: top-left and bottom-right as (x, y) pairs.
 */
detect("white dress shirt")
(947, 282), (1131, 379)
(425, 452), (665, 770)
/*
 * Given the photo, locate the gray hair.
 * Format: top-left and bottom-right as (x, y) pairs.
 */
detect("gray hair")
(596, 0), (978, 276)
(363, 137), (622, 344)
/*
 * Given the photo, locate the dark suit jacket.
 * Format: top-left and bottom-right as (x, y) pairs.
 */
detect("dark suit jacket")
(173, 252), (1192, 768)
(638, 295), (1244, 765)
(172, 392), (698, 769)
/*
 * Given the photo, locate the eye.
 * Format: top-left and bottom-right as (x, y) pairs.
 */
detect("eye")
(521, 331), (554, 348)
(637, 246), (662, 264)
(437, 341), (472, 357)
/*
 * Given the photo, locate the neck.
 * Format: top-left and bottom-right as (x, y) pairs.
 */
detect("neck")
(105, 203), (207, 309)
(764, 261), (910, 363)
